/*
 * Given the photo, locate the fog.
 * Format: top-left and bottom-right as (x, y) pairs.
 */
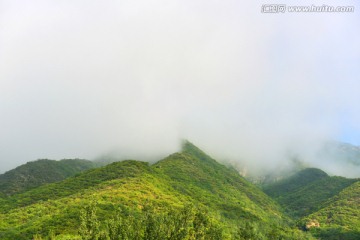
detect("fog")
(1, 0), (359, 176)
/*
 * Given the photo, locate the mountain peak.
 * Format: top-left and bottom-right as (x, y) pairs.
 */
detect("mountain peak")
(181, 140), (215, 162)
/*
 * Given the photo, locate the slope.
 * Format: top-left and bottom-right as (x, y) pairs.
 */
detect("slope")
(154, 141), (285, 222)
(0, 142), (314, 239)
(0, 159), (96, 196)
(0, 160), (154, 239)
(301, 181), (360, 240)
(0, 160), (148, 212)
(263, 168), (357, 218)
(263, 168), (329, 198)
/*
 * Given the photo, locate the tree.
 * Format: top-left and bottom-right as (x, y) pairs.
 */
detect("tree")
(79, 200), (101, 240)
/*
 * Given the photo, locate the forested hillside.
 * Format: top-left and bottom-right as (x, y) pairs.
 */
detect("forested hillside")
(0, 159), (96, 196)
(0, 142), (313, 239)
(301, 181), (360, 240)
(263, 167), (360, 240)
(263, 168), (357, 218)
(1, 141), (359, 239)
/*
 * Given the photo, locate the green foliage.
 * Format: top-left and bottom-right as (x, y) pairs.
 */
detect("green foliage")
(300, 181), (360, 239)
(79, 200), (102, 240)
(264, 166), (360, 239)
(0, 142), (314, 239)
(263, 168), (357, 218)
(234, 221), (315, 240)
(155, 141), (285, 223)
(0, 159), (96, 195)
(263, 168), (329, 198)
(0, 160), (149, 212)
(76, 201), (223, 240)
(310, 227), (360, 240)
(236, 222), (265, 240)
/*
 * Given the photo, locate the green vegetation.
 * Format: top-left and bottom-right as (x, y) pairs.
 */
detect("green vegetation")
(263, 168), (329, 199)
(0, 141), (314, 239)
(2, 141), (359, 239)
(264, 166), (360, 239)
(263, 168), (357, 218)
(0, 160), (149, 212)
(0, 159), (96, 195)
(155, 141), (285, 223)
(78, 201), (224, 240)
(301, 181), (360, 240)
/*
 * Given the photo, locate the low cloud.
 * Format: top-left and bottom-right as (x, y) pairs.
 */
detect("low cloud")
(0, 0), (359, 176)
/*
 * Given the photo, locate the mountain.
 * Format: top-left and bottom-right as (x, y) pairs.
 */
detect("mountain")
(263, 168), (328, 198)
(301, 181), (360, 240)
(0, 141), (313, 239)
(320, 141), (360, 166)
(0, 159), (96, 196)
(263, 167), (360, 239)
(154, 141), (285, 222)
(241, 157), (310, 185)
(243, 141), (360, 184)
(263, 168), (358, 218)
(316, 141), (360, 177)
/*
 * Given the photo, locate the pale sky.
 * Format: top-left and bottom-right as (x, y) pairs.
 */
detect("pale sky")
(0, 0), (359, 174)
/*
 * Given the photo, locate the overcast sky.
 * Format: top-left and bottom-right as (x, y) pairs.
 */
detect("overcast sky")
(0, 0), (359, 174)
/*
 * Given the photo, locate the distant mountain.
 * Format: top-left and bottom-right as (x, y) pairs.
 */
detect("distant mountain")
(0, 159), (96, 195)
(314, 141), (360, 177)
(301, 181), (360, 240)
(263, 168), (329, 198)
(263, 167), (360, 239)
(263, 168), (358, 218)
(241, 141), (360, 183)
(320, 141), (360, 166)
(0, 141), (313, 239)
(241, 157), (310, 185)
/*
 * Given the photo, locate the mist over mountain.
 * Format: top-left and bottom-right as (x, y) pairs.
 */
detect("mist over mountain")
(1, 1), (359, 239)
(0, 141), (314, 239)
(1, 0), (360, 176)
(313, 141), (360, 177)
(253, 140), (360, 179)
(2, 138), (360, 181)
(1, 141), (359, 239)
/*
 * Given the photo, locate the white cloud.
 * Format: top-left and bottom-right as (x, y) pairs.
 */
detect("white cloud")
(0, 0), (359, 175)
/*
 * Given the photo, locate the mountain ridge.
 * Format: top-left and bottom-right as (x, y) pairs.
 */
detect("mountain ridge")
(0, 159), (96, 196)
(1, 141), (359, 239)
(0, 142), (313, 239)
